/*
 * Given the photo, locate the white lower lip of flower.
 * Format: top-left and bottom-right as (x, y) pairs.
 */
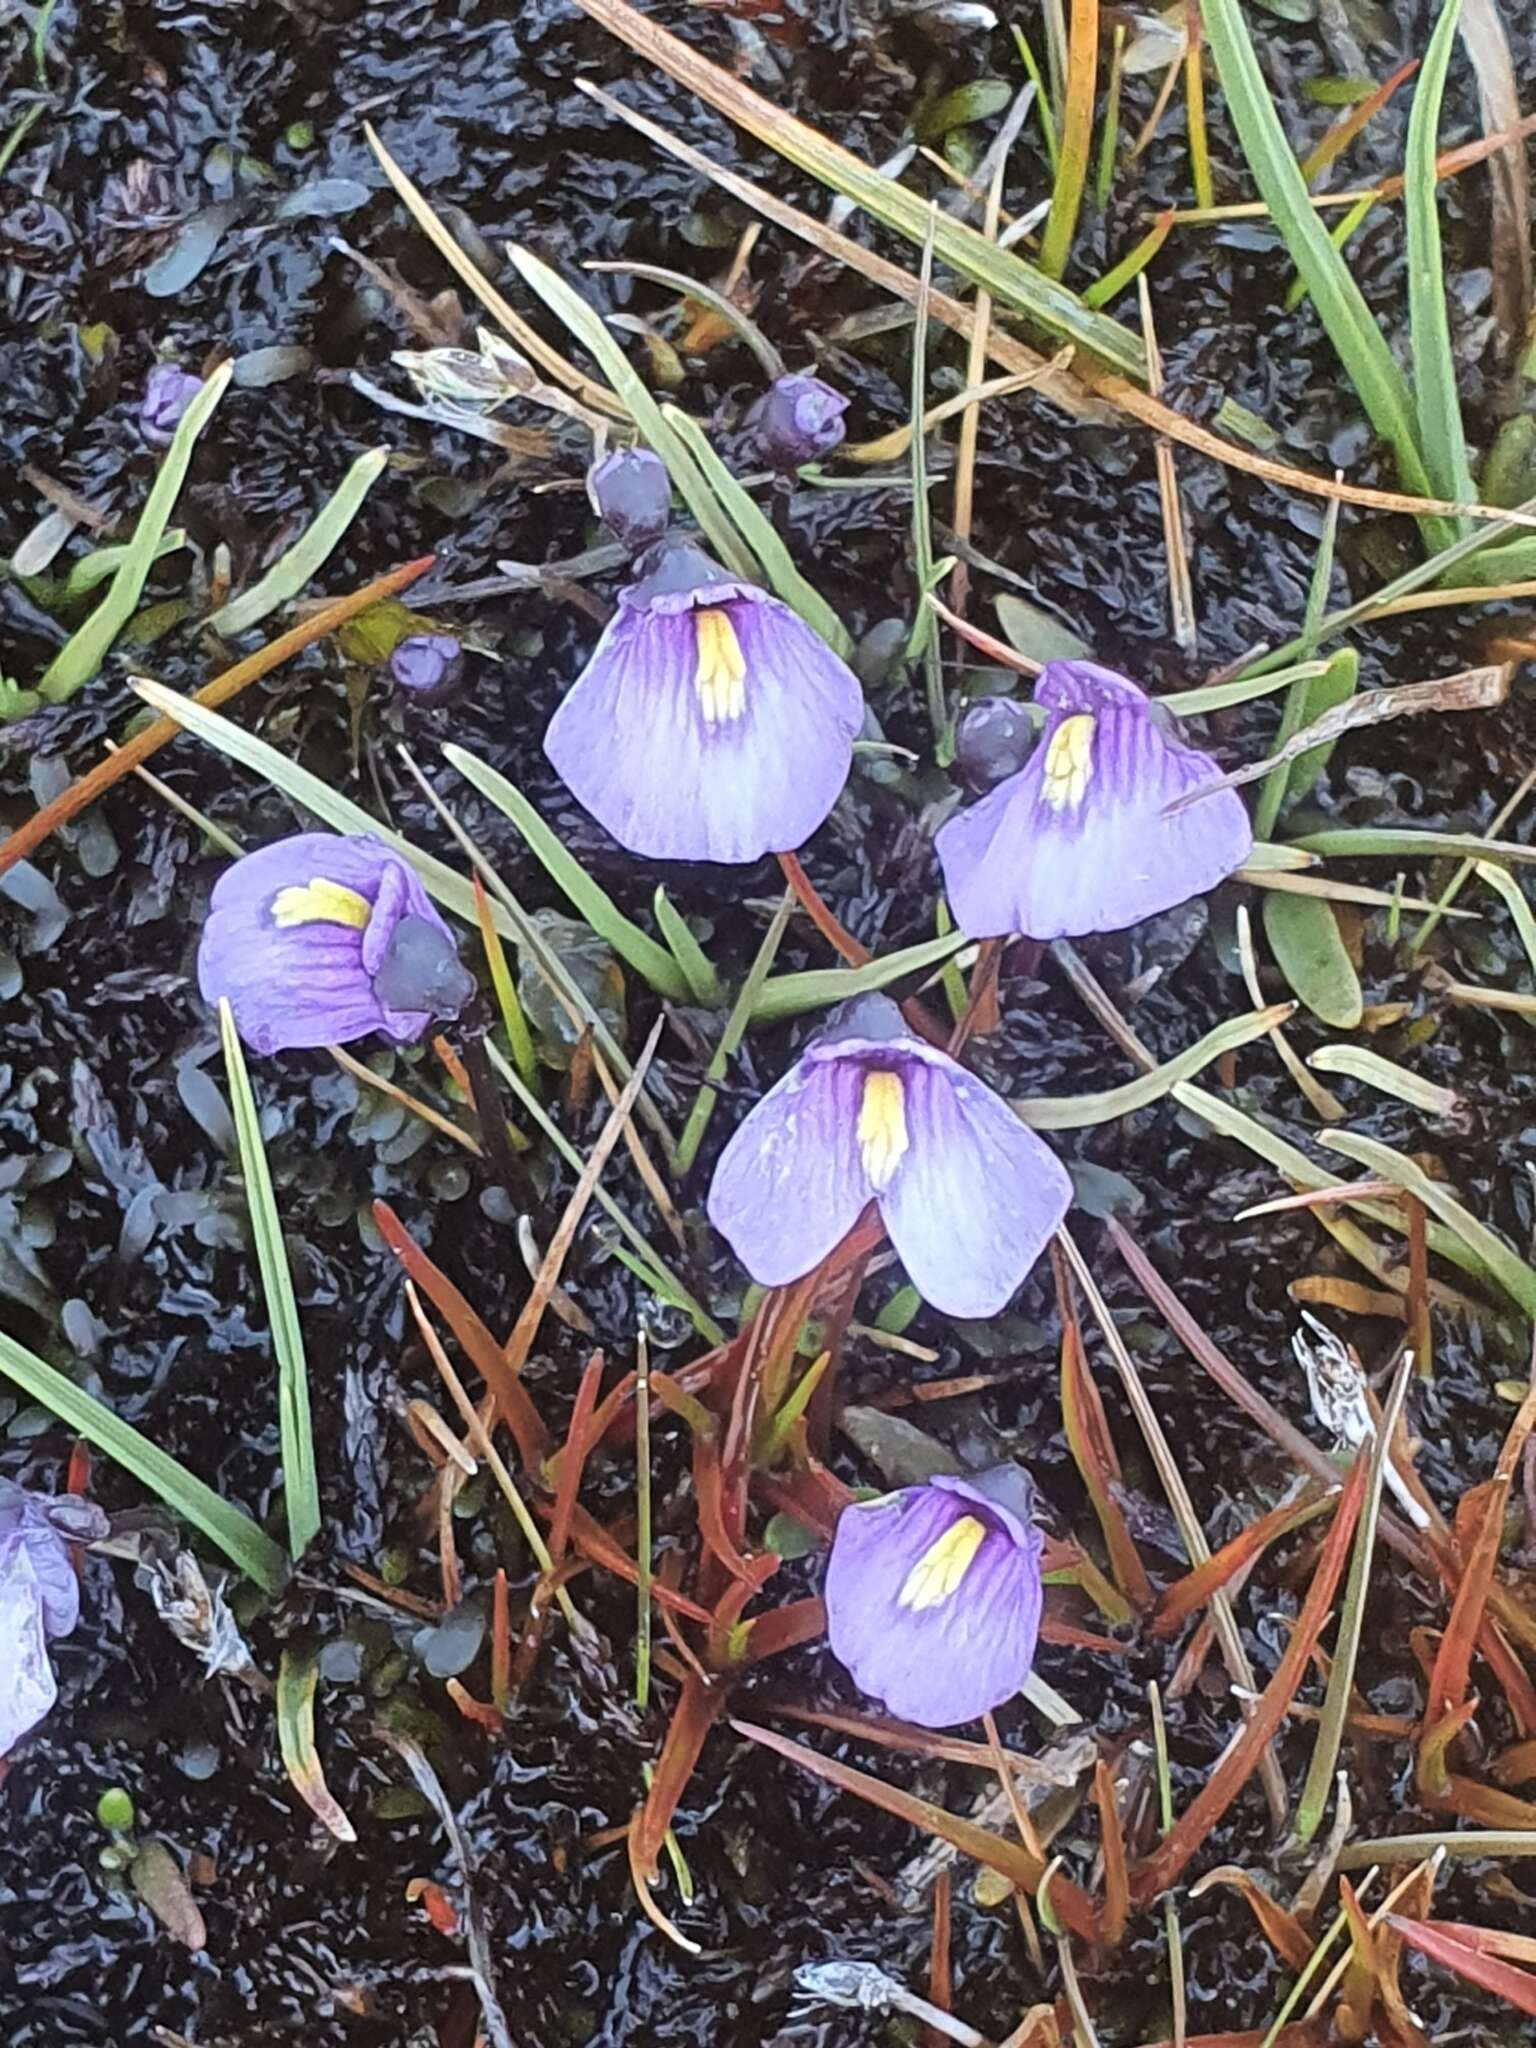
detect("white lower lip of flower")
(693, 608), (747, 725)
(1039, 712), (1097, 810)
(857, 1069), (910, 1189)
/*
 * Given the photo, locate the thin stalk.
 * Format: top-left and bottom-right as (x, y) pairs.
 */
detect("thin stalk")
(635, 1330), (653, 1709)
(1184, 2), (1212, 212)
(906, 209), (946, 747)
(1095, 23), (1126, 209)
(676, 890), (794, 1175)
(1409, 764), (1536, 951)
(1252, 494), (1341, 837)
(1039, 0), (1100, 281)
(1150, 1683), (1187, 2048)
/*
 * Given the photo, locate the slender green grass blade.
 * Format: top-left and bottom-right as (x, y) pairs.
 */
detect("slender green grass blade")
(473, 878), (539, 1093)
(1475, 859), (1536, 980)
(0, 1329), (287, 1593)
(441, 743), (690, 1001)
(1164, 658), (1329, 718)
(1293, 1359), (1412, 1842)
(658, 404), (852, 656)
(218, 998), (319, 1560)
(653, 886), (723, 1008)
(1252, 513), (1343, 836)
(277, 1646), (356, 1841)
(750, 929), (966, 1025)
(1263, 893), (1363, 1029)
(1322, 1128), (1536, 1319)
(1012, 26), (1060, 174)
(1293, 827), (1536, 865)
(676, 891), (794, 1175)
(37, 364), (232, 705)
(1283, 645), (1359, 806)
(1198, 0), (1450, 550)
(58, 531), (187, 600)
(1405, 0), (1474, 532)
(1017, 1004), (1292, 1128)
(907, 215), (946, 747)
(207, 448), (389, 638)
(1038, 0), (1097, 280)
(1095, 24), (1125, 210)
(1307, 1045), (1461, 1116)
(505, 244), (756, 580)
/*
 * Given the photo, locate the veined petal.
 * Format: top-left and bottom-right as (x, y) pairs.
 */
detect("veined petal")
(825, 1481), (1042, 1727)
(544, 590), (862, 865)
(0, 1543), (57, 1758)
(706, 1055), (872, 1287)
(879, 1057), (1070, 1317)
(936, 660), (1253, 941)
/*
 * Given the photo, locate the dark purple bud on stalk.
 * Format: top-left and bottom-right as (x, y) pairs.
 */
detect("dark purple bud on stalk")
(749, 373), (850, 469)
(954, 696), (1035, 790)
(138, 364), (204, 450)
(588, 447), (673, 554)
(389, 633), (464, 699)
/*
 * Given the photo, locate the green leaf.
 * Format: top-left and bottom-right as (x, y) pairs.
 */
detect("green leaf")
(1475, 859), (1536, 980)
(1283, 645), (1359, 805)
(653, 885), (724, 1007)
(993, 592), (1092, 667)
(218, 999), (319, 1560)
(1198, 0), (1451, 551)
(277, 1647), (356, 1841)
(749, 930), (967, 1024)
(1263, 893), (1362, 1029)
(35, 363), (232, 705)
(207, 448), (390, 639)
(1292, 828), (1536, 865)
(442, 744), (690, 1001)
(0, 1329), (287, 1592)
(1306, 1044), (1462, 1116)
(1321, 1129), (1536, 1320)
(505, 244), (756, 582)
(658, 404), (853, 656)
(1017, 1004), (1293, 1128)
(917, 79), (1014, 143)
(1405, 0), (1474, 533)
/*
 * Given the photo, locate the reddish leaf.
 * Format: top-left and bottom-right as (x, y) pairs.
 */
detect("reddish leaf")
(1389, 1915), (1536, 2017)
(1152, 1490), (1334, 1637)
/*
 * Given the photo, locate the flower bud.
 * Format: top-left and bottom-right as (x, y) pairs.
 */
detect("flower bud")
(588, 447), (672, 554)
(139, 364), (204, 450)
(954, 696), (1035, 790)
(749, 373), (849, 469)
(390, 633), (463, 699)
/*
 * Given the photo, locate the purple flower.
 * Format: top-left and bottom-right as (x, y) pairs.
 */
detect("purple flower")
(588, 447), (672, 554)
(543, 540), (864, 865)
(707, 994), (1070, 1317)
(390, 633), (463, 698)
(824, 1466), (1043, 1727)
(197, 832), (476, 1055)
(750, 373), (850, 468)
(139, 364), (204, 449)
(935, 659), (1254, 942)
(0, 1479), (109, 1759)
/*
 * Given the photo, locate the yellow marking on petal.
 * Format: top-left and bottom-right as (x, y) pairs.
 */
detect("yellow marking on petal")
(898, 1515), (987, 1612)
(1040, 713), (1097, 811)
(857, 1069), (909, 1190)
(271, 879), (372, 931)
(693, 607), (747, 726)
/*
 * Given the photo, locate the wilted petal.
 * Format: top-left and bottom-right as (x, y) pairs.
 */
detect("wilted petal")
(706, 1056), (872, 1287)
(936, 659), (1253, 941)
(879, 1056), (1070, 1318)
(0, 1543), (57, 1758)
(544, 585), (862, 865)
(824, 1472), (1043, 1727)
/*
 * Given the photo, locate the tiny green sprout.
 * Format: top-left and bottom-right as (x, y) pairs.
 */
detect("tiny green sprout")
(285, 121), (315, 151)
(96, 1786), (135, 1833)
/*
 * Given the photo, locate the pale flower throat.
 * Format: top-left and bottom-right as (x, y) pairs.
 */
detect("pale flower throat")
(898, 1514), (987, 1610)
(857, 1069), (909, 1189)
(1039, 712), (1096, 811)
(271, 879), (372, 930)
(693, 608), (747, 726)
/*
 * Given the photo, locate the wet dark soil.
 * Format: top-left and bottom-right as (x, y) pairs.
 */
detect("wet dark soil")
(3, 1), (1536, 2042)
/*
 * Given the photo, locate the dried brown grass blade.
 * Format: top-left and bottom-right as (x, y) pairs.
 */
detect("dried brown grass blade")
(1458, 0), (1532, 360)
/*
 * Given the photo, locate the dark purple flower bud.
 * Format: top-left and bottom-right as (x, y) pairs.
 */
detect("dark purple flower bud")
(936, 659), (1254, 942)
(197, 832), (472, 1054)
(588, 447), (673, 554)
(707, 993), (1070, 1317)
(544, 550), (864, 865)
(954, 695), (1035, 790)
(139, 364), (205, 450)
(0, 1479), (108, 1759)
(750, 373), (850, 469)
(390, 633), (464, 699)
(824, 1466), (1044, 1726)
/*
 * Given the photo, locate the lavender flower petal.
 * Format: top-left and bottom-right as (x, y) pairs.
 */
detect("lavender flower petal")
(936, 659), (1253, 941)
(880, 1058), (1071, 1318)
(197, 832), (461, 1054)
(824, 1471), (1043, 1726)
(0, 1543), (58, 1758)
(544, 583), (863, 865)
(706, 1056), (871, 1286)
